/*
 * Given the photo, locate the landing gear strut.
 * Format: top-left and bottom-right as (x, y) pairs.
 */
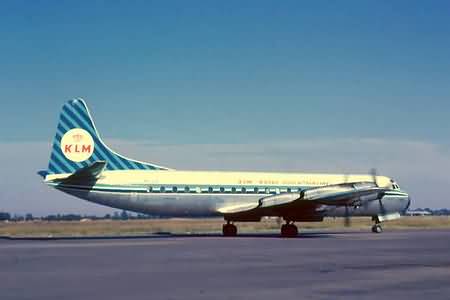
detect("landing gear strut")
(371, 217), (383, 233)
(371, 224), (383, 233)
(281, 222), (298, 237)
(222, 221), (237, 236)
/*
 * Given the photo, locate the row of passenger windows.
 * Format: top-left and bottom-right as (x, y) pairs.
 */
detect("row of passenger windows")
(146, 186), (302, 194)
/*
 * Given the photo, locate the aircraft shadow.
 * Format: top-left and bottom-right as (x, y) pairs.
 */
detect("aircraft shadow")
(0, 231), (366, 241)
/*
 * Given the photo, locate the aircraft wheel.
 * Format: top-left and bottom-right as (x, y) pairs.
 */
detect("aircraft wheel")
(222, 223), (237, 237)
(281, 224), (298, 237)
(371, 224), (383, 233)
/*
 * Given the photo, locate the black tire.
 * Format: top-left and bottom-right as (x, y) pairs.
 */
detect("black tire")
(222, 224), (237, 236)
(371, 224), (382, 233)
(281, 224), (298, 237)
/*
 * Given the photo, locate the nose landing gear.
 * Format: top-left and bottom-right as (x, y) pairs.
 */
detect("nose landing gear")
(371, 224), (383, 233)
(371, 217), (383, 233)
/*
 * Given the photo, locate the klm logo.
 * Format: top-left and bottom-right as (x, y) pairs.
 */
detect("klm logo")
(60, 128), (95, 162)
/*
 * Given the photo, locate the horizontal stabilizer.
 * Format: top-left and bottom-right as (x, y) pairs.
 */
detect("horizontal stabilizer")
(54, 161), (107, 184)
(37, 170), (49, 178)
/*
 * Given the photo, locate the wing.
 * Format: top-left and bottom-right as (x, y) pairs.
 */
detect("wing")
(219, 182), (385, 221)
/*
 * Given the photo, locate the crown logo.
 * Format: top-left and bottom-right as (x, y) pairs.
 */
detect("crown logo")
(72, 133), (83, 142)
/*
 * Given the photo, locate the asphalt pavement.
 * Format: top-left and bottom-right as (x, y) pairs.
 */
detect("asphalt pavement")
(1, 229), (449, 300)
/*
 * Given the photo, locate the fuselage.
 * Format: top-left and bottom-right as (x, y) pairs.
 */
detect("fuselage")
(46, 170), (410, 219)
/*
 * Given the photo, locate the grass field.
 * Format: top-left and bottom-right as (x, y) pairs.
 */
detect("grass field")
(1, 216), (450, 237)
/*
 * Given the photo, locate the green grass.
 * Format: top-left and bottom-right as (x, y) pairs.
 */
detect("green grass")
(1, 216), (449, 237)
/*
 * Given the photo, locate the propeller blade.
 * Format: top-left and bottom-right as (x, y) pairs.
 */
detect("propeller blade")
(370, 168), (378, 187)
(378, 198), (386, 215)
(344, 205), (351, 227)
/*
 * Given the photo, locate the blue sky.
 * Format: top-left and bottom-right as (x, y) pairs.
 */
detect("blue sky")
(1, 1), (450, 214)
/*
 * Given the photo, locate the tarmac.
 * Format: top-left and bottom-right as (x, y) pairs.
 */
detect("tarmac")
(1, 229), (450, 300)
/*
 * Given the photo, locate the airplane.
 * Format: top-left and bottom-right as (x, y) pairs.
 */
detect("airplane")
(38, 99), (411, 237)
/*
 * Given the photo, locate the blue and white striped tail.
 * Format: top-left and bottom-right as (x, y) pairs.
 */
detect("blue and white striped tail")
(46, 98), (169, 175)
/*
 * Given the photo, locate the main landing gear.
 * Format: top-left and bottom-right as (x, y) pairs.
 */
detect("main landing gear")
(371, 217), (383, 233)
(222, 222), (237, 236)
(281, 222), (298, 238)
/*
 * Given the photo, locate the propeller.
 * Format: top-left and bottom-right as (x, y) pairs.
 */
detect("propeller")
(344, 168), (378, 227)
(378, 199), (386, 215)
(344, 205), (351, 227)
(370, 168), (387, 215)
(370, 168), (379, 187)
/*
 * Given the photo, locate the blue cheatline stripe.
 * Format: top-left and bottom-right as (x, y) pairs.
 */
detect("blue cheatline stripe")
(62, 105), (127, 170)
(60, 109), (121, 170)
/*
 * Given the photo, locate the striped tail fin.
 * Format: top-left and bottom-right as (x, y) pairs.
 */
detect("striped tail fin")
(45, 98), (169, 175)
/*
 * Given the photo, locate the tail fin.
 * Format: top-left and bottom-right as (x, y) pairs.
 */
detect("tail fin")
(46, 98), (169, 175)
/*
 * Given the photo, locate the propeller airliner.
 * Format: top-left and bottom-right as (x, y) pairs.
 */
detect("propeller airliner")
(39, 99), (411, 237)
